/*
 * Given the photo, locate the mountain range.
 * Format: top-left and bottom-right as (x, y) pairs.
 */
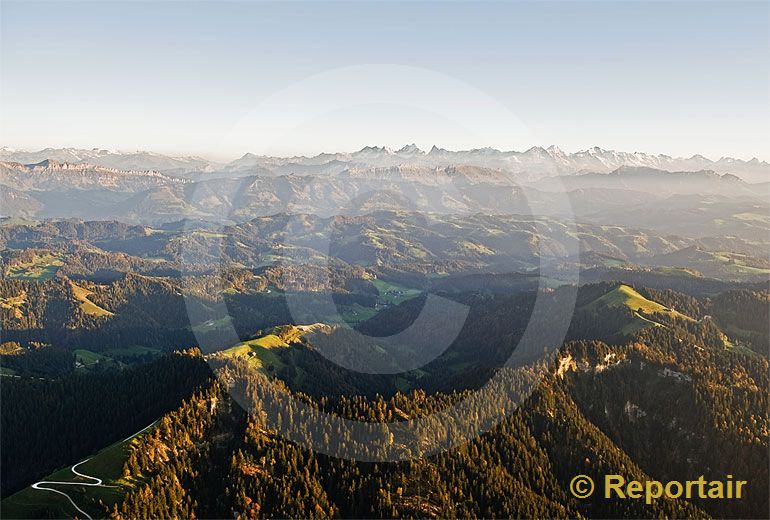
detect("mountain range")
(1, 153), (767, 247)
(2, 145), (768, 182)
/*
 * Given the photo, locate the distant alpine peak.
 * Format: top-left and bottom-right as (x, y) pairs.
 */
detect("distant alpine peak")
(428, 145), (449, 154)
(524, 146), (549, 155)
(578, 146), (607, 155)
(546, 145), (565, 156)
(357, 145), (391, 153)
(396, 143), (424, 155)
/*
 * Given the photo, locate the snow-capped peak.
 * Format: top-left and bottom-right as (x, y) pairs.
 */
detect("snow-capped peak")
(396, 143), (424, 155)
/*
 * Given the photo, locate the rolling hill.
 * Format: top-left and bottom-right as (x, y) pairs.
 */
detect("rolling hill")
(209, 324), (331, 380)
(582, 284), (695, 335)
(586, 284), (694, 321)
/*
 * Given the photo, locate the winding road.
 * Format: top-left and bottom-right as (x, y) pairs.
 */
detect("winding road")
(31, 459), (115, 520)
(29, 422), (156, 520)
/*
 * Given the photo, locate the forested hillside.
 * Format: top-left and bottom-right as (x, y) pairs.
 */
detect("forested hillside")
(3, 277), (767, 519)
(107, 314), (767, 519)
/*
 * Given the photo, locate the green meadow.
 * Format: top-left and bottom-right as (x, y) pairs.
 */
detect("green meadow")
(7, 254), (64, 281)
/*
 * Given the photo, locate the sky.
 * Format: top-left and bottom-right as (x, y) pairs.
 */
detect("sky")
(1, 0), (768, 161)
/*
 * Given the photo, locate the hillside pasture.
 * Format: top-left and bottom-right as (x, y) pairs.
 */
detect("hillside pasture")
(70, 282), (114, 317)
(0, 423), (156, 519)
(6, 254), (63, 281)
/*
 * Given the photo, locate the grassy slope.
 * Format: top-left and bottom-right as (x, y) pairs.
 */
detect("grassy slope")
(72, 350), (124, 373)
(101, 346), (160, 358)
(587, 284), (695, 335)
(371, 279), (422, 305)
(212, 325), (332, 384)
(6, 254), (63, 281)
(0, 424), (155, 519)
(74, 349), (111, 365)
(0, 292), (26, 308)
(70, 282), (114, 317)
(711, 251), (770, 275)
(72, 347), (161, 372)
(0, 290), (26, 319)
(192, 315), (233, 333)
(214, 331), (295, 377)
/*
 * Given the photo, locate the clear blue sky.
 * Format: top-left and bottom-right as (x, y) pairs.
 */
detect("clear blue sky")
(1, 1), (768, 160)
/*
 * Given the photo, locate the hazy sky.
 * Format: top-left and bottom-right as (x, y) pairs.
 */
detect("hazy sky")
(1, 1), (768, 161)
